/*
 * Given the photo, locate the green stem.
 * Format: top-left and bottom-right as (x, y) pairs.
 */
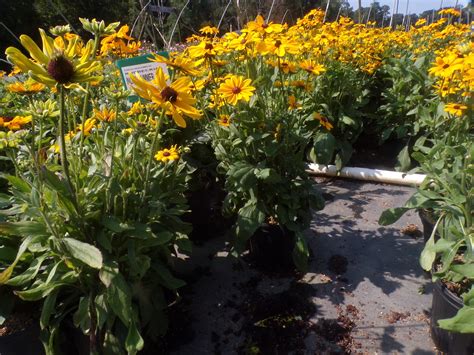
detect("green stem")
(141, 111), (164, 213)
(59, 86), (76, 200)
(106, 101), (120, 212)
(79, 35), (101, 170)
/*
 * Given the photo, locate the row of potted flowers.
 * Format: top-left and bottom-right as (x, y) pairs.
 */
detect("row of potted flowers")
(0, 9), (472, 353)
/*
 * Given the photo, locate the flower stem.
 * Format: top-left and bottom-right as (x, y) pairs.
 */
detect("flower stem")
(141, 111), (164, 216)
(59, 86), (76, 199)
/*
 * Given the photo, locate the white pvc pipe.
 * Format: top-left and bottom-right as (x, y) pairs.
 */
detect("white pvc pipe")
(306, 163), (427, 186)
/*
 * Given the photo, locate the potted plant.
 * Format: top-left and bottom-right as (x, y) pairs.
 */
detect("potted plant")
(379, 121), (473, 353)
(178, 28), (327, 270)
(0, 22), (196, 354)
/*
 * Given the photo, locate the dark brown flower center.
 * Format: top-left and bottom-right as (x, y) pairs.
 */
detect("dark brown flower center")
(161, 86), (178, 103)
(2, 116), (13, 123)
(275, 40), (282, 47)
(205, 43), (214, 50)
(442, 63), (450, 69)
(453, 105), (460, 110)
(232, 86), (241, 94)
(163, 151), (171, 157)
(47, 55), (74, 84)
(222, 118), (228, 123)
(262, 23), (269, 29)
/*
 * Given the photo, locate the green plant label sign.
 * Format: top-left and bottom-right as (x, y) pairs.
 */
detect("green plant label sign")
(115, 52), (169, 101)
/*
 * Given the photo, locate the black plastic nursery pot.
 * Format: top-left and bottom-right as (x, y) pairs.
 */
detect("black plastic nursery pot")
(430, 280), (474, 354)
(183, 177), (234, 243)
(248, 223), (296, 272)
(0, 323), (44, 355)
(418, 209), (438, 243)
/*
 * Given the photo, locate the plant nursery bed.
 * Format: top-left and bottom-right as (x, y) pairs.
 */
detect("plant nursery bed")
(164, 178), (436, 354)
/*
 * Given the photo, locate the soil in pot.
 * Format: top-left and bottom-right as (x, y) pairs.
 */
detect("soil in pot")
(247, 223), (296, 273)
(431, 279), (474, 354)
(0, 303), (44, 355)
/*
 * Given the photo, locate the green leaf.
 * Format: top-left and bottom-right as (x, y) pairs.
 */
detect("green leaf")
(312, 133), (336, 165)
(153, 261), (185, 290)
(125, 320), (144, 355)
(438, 307), (474, 333)
(378, 207), (409, 225)
(40, 291), (58, 329)
(234, 200), (266, 253)
(102, 216), (133, 233)
(16, 280), (65, 301)
(463, 287), (474, 307)
(341, 115), (356, 126)
(73, 296), (91, 332)
(7, 254), (48, 286)
(106, 271), (133, 326)
(62, 238), (103, 269)
(254, 168), (279, 182)
(0, 221), (48, 237)
(395, 145), (411, 172)
(292, 233), (308, 272)
(450, 264), (474, 279)
(420, 215), (442, 271)
(2, 174), (31, 194)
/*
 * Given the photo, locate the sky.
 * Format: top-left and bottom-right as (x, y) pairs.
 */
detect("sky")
(345, 0), (469, 15)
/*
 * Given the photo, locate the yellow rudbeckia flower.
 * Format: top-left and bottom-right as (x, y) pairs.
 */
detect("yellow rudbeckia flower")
(7, 78), (45, 95)
(217, 75), (255, 106)
(444, 103), (467, 117)
(130, 67), (202, 128)
(155, 145), (180, 163)
(5, 29), (102, 88)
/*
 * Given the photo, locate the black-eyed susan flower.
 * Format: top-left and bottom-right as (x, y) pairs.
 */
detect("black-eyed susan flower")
(217, 75), (255, 106)
(7, 78), (45, 95)
(428, 55), (463, 78)
(218, 114), (231, 127)
(246, 15), (284, 35)
(314, 113), (333, 131)
(127, 102), (144, 116)
(288, 95), (301, 110)
(187, 40), (219, 59)
(130, 67), (202, 128)
(151, 54), (202, 76)
(92, 107), (116, 122)
(155, 145), (179, 163)
(199, 26), (219, 36)
(0, 115), (32, 131)
(78, 118), (97, 136)
(444, 103), (467, 117)
(5, 29), (102, 88)
(300, 59), (326, 75)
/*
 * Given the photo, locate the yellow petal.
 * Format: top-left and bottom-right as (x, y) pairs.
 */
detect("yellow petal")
(39, 29), (56, 58)
(154, 67), (167, 88)
(19, 35), (49, 65)
(29, 72), (57, 86)
(5, 47), (46, 76)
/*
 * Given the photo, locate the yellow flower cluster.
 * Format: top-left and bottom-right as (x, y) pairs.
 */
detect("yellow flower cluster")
(100, 25), (141, 57)
(182, 9), (468, 75)
(429, 41), (473, 117)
